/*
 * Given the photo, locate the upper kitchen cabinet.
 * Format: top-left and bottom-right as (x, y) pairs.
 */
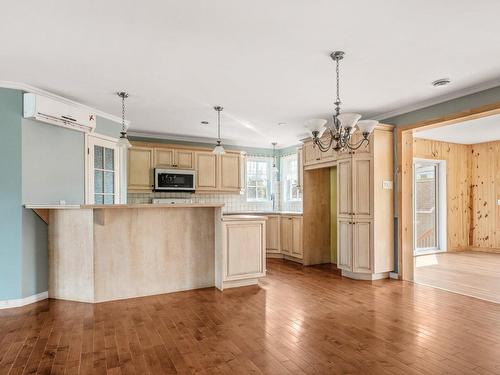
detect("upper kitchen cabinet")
(196, 151), (245, 193)
(128, 142), (244, 193)
(219, 153), (241, 191)
(155, 148), (194, 169)
(195, 151), (218, 191)
(303, 134), (337, 169)
(128, 146), (154, 191)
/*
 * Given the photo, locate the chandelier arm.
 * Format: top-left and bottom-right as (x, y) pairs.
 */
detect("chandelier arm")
(313, 135), (334, 152)
(346, 137), (369, 151)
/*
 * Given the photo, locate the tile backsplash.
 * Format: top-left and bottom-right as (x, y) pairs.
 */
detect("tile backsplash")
(128, 185), (302, 213)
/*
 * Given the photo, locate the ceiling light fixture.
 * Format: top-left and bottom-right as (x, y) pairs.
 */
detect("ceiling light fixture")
(116, 91), (131, 148)
(305, 51), (378, 152)
(212, 106), (225, 155)
(432, 78), (451, 87)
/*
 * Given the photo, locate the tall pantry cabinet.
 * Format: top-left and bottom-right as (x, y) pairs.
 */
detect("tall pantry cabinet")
(336, 126), (394, 279)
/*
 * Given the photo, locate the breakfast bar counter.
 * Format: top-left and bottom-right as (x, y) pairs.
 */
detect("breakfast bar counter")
(27, 204), (232, 303)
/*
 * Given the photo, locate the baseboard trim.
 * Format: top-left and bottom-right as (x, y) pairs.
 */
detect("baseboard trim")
(0, 291), (48, 309)
(341, 270), (389, 281)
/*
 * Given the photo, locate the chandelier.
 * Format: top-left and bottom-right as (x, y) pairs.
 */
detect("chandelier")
(305, 51), (378, 152)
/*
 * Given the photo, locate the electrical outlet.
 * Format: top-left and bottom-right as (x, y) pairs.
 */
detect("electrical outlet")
(497, 199), (500, 206)
(59, 200), (66, 206)
(383, 180), (393, 190)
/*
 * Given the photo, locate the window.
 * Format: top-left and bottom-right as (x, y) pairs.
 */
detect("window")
(413, 159), (446, 254)
(281, 153), (301, 201)
(246, 157), (272, 201)
(86, 135), (121, 205)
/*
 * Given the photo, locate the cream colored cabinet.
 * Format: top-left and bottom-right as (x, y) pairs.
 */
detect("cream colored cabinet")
(154, 148), (175, 167)
(303, 137), (337, 169)
(195, 151), (218, 191)
(336, 127), (394, 280)
(352, 220), (372, 273)
(303, 141), (321, 166)
(219, 153), (241, 190)
(291, 216), (303, 258)
(266, 215), (280, 253)
(155, 148), (194, 169)
(352, 157), (372, 218)
(220, 216), (266, 290)
(176, 150), (195, 169)
(337, 218), (352, 270)
(280, 215), (303, 259)
(280, 217), (292, 255)
(128, 147), (154, 191)
(337, 158), (352, 217)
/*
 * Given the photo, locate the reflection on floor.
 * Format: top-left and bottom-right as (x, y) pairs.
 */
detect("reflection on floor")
(415, 251), (500, 304)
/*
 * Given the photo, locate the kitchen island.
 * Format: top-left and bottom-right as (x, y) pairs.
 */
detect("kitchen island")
(26, 204), (267, 303)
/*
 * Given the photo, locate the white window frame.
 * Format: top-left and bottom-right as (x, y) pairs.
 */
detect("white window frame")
(281, 153), (301, 202)
(85, 133), (122, 204)
(246, 156), (273, 202)
(413, 158), (447, 256)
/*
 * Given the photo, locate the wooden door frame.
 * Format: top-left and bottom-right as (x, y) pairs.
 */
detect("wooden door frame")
(397, 101), (500, 281)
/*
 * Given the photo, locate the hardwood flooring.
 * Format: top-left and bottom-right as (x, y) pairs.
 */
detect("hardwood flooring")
(415, 251), (500, 304)
(1, 259), (500, 374)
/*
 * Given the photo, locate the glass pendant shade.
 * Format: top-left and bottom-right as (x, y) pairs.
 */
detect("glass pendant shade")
(305, 118), (328, 138)
(337, 113), (362, 129)
(117, 132), (131, 148)
(357, 120), (378, 135)
(212, 143), (225, 155)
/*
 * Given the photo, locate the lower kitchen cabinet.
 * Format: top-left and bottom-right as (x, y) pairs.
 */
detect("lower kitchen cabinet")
(220, 216), (266, 289)
(337, 219), (372, 274)
(266, 215), (280, 254)
(279, 215), (303, 260)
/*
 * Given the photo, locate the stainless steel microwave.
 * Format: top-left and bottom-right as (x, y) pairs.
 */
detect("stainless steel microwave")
(154, 168), (196, 192)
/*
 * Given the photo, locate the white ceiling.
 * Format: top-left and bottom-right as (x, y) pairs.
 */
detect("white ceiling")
(414, 113), (500, 144)
(1, 1), (500, 148)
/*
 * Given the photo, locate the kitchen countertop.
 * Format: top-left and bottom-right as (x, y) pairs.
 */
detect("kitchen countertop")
(25, 203), (225, 209)
(221, 215), (268, 221)
(223, 211), (303, 216)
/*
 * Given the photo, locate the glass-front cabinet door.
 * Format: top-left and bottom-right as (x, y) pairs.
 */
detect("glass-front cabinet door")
(87, 136), (120, 205)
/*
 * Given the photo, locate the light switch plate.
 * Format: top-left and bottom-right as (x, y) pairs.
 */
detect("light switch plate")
(383, 180), (393, 190)
(497, 199), (500, 206)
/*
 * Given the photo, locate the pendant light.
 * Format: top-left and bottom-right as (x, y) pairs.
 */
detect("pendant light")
(212, 106), (225, 155)
(116, 91), (131, 148)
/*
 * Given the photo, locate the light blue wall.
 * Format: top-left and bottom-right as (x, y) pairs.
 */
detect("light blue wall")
(22, 118), (85, 205)
(383, 85), (500, 126)
(0, 88), (23, 300)
(22, 209), (48, 297)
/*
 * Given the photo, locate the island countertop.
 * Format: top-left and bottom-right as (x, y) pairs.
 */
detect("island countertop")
(25, 203), (224, 209)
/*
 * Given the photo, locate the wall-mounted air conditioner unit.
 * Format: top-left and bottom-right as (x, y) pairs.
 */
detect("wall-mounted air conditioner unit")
(23, 93), (96, 132)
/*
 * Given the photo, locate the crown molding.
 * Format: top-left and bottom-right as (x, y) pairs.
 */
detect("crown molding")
(0, 81), (130, 127)
(128, 131), (300, 150)
(371, 78), (500, 121)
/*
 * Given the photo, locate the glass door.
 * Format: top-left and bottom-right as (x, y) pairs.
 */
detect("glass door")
(413, 160), (440, 254)
(87, 136), (120, 204)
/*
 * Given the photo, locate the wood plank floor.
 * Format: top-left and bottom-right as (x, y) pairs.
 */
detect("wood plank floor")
(1, 259), (500, 374)
(415, 251), (500, 304)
